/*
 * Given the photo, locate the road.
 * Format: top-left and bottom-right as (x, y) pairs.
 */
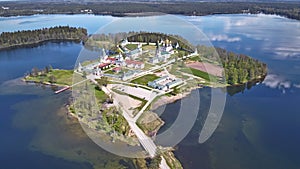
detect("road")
(83, 67), (174, 168)
(133, 90), (166, 122)
(101, 85), (170, 169)
(103, 86), (157, 157)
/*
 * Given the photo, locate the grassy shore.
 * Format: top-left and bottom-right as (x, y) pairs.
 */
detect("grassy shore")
(24, 69), (73, 86)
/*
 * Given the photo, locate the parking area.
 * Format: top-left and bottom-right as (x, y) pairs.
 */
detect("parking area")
(114, 84), (153, 101)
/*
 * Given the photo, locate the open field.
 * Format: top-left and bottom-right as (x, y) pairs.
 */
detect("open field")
(85, 39), (114, 49)
(131, 74), (159, 86)
(186, 61), (223, 77)
(142, 45), (156, 51)
(181, 67), (218, 82)
(114, 84), (153, 101)
(125, 44), (138, 50)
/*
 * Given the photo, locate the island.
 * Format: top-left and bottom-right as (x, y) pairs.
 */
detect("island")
(23, 30), (267, 169)
(0, 26), (87, 50)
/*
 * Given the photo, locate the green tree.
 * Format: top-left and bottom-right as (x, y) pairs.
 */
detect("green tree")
(96, 77), (108, 86)
(49, 75), (57, 83)
(31, 67), (39, 77)
(148, 156), (162, 169)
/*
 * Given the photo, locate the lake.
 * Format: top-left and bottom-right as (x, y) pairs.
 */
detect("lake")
(0, 14), (300, 169)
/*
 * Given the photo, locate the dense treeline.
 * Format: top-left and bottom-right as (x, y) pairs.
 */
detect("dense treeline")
(249, 3), (300, 21)
(0, 26), (87, 50)
(85, 31), (194, 52)
(0, 2), (300, 20)
(127, 32), (194, 52)
(219, 48), (267, 85)
(197, 46), (267, 85)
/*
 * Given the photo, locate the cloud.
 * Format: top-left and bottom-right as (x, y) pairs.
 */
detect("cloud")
(263, 75), (300, 94)
(294, 84), (300, 88)
(263, 74), (291, 89)
(245, 47), (252, 51)
(209, 34), (241, 42)
(273, 47), (300, 59)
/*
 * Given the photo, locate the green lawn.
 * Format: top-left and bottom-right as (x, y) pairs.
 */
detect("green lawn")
(131, 74), (159, 86)
(125, 44), (138, 50)
(25, 69), (73, 86)
(187, 55), (201, 62)
(104, 69), (115, 74)
(142, 45), (156, 51)
(94, 86), (108, 103)
(181, 67), (218, 82)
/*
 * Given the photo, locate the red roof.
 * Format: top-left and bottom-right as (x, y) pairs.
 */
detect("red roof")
(99, 63), (110, 68)
(125, 60), (144, 65)
(106, 57), (116, 61)
(112, 67), (122, 71)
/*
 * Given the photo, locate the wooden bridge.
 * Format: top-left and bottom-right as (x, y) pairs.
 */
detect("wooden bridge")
(54, 86), (70, 94)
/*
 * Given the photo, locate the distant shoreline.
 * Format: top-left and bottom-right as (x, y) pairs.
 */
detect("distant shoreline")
(0, 39), (82, 51)
(0, 1), (300, 21)
(0, 26), (87, 51)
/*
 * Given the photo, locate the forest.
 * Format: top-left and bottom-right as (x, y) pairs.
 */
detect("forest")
(197, 45), (267, 85)
(127, 32), (194, 52)
(0, 26), (87, 50)
(0, 1), (299, 21)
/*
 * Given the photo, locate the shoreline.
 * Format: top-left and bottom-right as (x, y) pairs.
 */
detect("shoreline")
(23, 78), (69, 88)
(20, 74), (264, 169)
(0, 39), (82, 51)
(151, 87), (199, 111)
(150, 76), (266, 110)
(0, 2), (300, 21)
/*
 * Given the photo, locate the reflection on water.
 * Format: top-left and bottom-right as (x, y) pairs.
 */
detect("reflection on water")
(2, 81), (134, 169)
(226, 77), (265, 96)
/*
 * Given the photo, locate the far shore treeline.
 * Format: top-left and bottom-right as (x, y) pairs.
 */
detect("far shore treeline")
(0, 2), (300, 21)
(0, 26), (87, 50)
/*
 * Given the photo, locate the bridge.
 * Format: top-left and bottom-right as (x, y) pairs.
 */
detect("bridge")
(54, 77), (89, 94)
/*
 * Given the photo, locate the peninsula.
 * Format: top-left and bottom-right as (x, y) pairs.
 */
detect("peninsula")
(0, 26), (87, 50)
(24, 31), (267, 169)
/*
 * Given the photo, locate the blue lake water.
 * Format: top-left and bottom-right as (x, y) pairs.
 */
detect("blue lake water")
(0, 14), (300, 169)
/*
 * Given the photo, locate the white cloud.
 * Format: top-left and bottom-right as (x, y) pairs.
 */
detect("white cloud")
(273, 47), (300, 59)
(245, 47), (252, 51)
(263, 74), (291, 89)
(280, 81), (292, 88)
(209, 34), (241, 43)
(294, 84), (300, 88)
